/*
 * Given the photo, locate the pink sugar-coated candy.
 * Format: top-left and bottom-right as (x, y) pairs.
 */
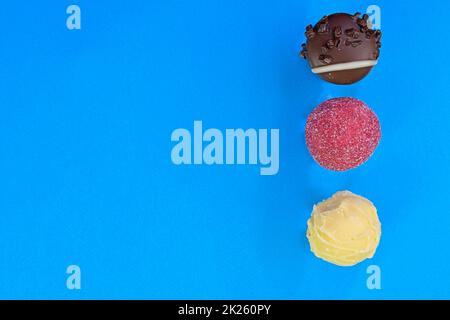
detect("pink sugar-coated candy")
(305, 97), (381, 171)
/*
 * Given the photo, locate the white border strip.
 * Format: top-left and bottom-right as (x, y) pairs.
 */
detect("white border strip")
(312, 60), (378, 74)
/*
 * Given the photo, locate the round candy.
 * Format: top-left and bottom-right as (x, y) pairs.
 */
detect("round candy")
(307, 191), (381, 267)
(305, 97), (381, 171)
(300, 12), (382, 85)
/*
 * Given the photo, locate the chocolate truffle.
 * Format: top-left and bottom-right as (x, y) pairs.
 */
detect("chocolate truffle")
(305, 97), (381, 171)
(307, 191), (381, 267)
(300, 13), (382, 84)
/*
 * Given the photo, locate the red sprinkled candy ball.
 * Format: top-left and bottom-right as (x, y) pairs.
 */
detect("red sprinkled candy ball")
(305, 97), (381, 171)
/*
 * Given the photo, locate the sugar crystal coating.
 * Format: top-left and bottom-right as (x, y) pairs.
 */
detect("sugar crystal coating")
(305, 97), (381, 171)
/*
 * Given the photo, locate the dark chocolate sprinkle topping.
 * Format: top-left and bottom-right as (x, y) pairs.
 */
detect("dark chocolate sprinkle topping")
(357, 18), (367, 28)
(334, 26), (342, 38)
(365, 29), (375, 39)
(316, 15), (329, 34)
(319, 54), (333, 64)
(345, 28), (355, 36)
(326, 39), (335, 49)
(374, 30), (381, 42)
(305, 24), (315, 39)
(300, 43), (308, 59)
(351, 40), (363, 47)
(317, 22), (329, 34)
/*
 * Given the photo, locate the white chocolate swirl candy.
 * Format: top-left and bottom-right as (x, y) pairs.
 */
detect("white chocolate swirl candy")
(307, 191), (381, 266)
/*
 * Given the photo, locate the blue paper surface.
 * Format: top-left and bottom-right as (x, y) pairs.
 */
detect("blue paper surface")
(0, 0), (449, 299)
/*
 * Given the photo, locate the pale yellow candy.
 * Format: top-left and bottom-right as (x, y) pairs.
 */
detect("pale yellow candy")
(306, 191), (381, 267)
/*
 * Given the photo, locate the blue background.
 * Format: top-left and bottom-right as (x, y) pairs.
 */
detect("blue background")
(0, 0), (449, 299)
